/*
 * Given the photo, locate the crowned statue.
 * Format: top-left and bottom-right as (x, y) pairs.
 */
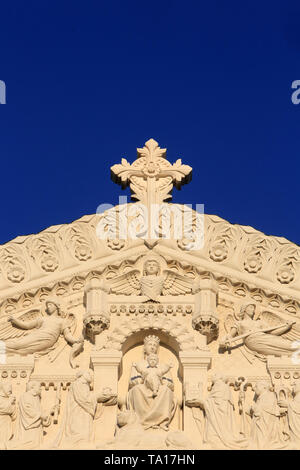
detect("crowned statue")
(127, 335), (176, 431)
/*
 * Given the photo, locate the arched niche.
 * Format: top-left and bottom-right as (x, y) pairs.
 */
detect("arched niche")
(117, 328), (184, 431)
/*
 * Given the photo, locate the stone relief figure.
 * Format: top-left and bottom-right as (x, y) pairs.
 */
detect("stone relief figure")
(127, 335), (176, 431)
(101, 411), (145, 449)
(133, 353), (173, 397)
(0, 298), (84, 368)
(247, 380), (286, 450)
(8, 381), (52, 450)
(220, 304), (297, 359)
(101, 410), (192, 450)
(278, 382), (300, 448)
(52, 370), (117, 449)
(0, 381), (16, 449)
(100, 256), (199, 301)
(186, 373), (248, 449)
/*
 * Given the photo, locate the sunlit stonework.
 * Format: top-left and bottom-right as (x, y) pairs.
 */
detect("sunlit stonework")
(0, 139), (300, 449)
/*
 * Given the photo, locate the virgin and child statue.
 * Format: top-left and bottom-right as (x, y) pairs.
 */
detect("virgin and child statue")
(127, 335), (176, 431)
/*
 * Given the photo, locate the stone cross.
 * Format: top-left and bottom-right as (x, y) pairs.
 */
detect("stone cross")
(111, 138), (192, 244)
(111, 138), (192, 208)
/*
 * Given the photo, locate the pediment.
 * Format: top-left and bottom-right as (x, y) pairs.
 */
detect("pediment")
(0, 204), (299, 322)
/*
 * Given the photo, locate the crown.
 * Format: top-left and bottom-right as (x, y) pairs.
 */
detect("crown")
(144, 335), (160, 345)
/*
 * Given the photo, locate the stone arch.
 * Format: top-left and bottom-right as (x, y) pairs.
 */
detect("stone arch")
(101, 314), (204, 353)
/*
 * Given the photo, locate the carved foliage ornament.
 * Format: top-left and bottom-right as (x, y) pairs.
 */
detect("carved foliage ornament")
(275, 245), (300, 285)
(27, 234), (60, 273)
(208, 222), (237, 262)
(62, 223), (93, 262)
(0, 246), (27, 284)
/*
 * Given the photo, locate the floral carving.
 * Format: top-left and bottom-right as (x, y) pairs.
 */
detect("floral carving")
(27, 234), (60, 273)
(276, 265), (295, 284)
(63, 223), (93, 262)
(0, 246), (27, 283)
(97, 205), (128, 250)
(7, 265), (25, 283)
(107, 238), (125, 250)
(242, 236), (271, 274)
(275, 245), (300, 285)
(209, 243), (228, 262)
(244, 256), (262, 273)
(74, 244), (92, 261)
(208, 221), (236, 263)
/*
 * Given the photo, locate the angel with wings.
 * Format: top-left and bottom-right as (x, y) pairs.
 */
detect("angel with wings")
(102, 257), (199, 302)
(219, 303), (298, 359)
(0, 297), (84, 368)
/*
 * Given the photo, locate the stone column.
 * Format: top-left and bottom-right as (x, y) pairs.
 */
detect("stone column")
(179, 350), (212, 447)
(90, 349), (122, 442)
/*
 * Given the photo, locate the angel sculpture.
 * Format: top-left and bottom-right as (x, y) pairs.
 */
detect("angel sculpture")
(101, 257), (199, 302)
(219, 303), (298, 361)
(0, 297), (84, 368)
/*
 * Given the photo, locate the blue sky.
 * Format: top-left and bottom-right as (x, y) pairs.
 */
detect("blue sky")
(0, 0), (300, 245)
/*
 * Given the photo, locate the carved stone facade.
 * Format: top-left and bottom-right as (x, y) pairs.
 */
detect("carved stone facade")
(0, 139), (300, 449)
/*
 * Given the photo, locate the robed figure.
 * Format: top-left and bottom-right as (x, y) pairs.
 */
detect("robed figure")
(9, 381), (51, 450)
(52, 370), (116, 449)
(127, 335), (176, 431)
(187, 373), (247, 449)
(278, 382), (300, 448)
(248, 381), (285, 450)
(0, 381), (16, 448)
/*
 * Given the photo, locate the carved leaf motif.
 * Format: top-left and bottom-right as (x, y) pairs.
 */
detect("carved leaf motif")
(243, 236), (272, 274)
(63, 223), (93, 262)
(27, 234), (59, 272)
(275, 245), (300, 285)
(111, 159), (132, 186)
(208, 223), (236, 262)
(137, 138), (166, 161)
(171, 159), (193, 184)
(0, 246), (27, 283)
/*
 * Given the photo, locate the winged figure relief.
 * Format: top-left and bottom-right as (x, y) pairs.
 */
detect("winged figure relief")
(0, 297), (84, 368)
(219, 303), (299, 362)
(102, 258), (200, 302)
